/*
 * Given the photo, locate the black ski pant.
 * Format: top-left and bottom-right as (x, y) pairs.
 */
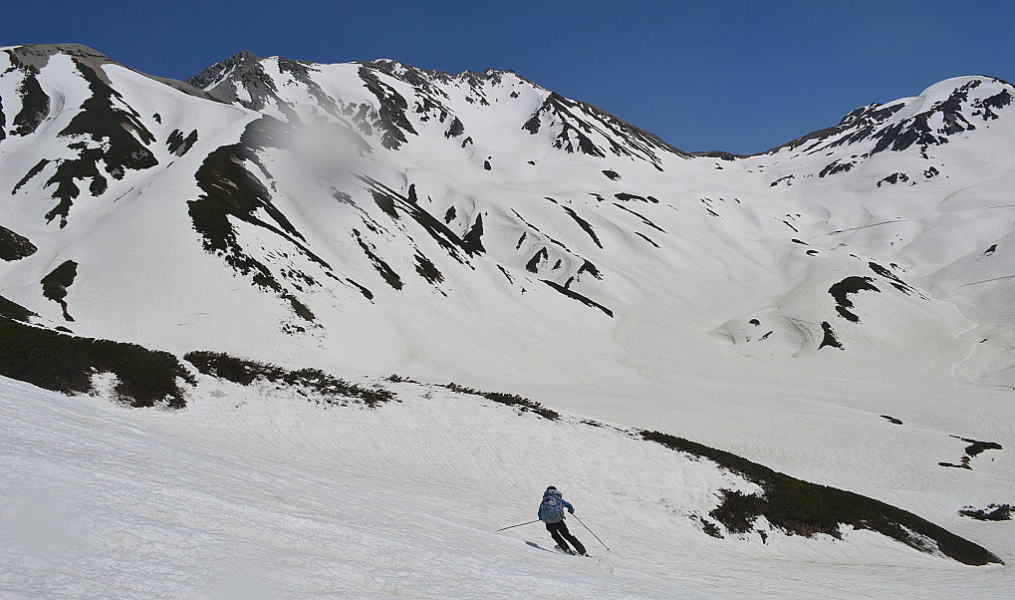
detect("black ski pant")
(545, 520), (586, 554)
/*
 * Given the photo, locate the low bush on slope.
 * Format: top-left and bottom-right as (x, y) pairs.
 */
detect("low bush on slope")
(0, 224), (38, 261)
(0, 317), (193, 407)
(959, 504), (1013, 521)
(0, 316), (997, 565)
(0, 295), (37, 322)
(184, 351), (393, 407)
(441, 382), (559, 420)
(641, 430), (1003, 566)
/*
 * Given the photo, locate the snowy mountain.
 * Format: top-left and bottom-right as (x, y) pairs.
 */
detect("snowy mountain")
(1, 44), (1013, 598)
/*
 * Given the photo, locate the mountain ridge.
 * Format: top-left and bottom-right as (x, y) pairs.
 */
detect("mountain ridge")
(2, 42), (1014, 586)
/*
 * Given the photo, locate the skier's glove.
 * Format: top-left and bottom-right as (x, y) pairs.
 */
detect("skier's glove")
(568, 507), (575, 514)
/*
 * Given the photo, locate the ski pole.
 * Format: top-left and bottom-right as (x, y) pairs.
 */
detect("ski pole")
(573, 515), (610, 551)
(496, 519), (540, 532)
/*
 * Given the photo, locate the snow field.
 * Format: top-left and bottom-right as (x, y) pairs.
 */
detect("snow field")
(2, 377), (1010, 599)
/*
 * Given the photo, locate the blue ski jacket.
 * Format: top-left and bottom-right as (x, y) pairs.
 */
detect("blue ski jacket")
(537, 488), (574, 523)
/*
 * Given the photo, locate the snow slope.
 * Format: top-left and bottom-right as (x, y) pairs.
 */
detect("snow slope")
(2, 44), (1014, 597)
(2, 377), (1010, 599)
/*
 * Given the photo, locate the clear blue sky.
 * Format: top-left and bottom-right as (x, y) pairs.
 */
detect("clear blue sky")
(9, 0), (1014, 154)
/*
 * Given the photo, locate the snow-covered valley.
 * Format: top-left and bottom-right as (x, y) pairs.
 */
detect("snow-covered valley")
(1, 43), (1013, 598)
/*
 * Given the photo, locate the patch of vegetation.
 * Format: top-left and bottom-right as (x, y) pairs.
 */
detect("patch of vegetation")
(12, 158), (49, 194)
(959, 504), (1013, 521)
(614, 192), (655, 203)
(444, 117), (464, 138)
(0, 317), (193, 408)
(188, 118), (325, 322)
(940, 435), (1003, 470)
(818, 321), (843, 350)
(542, 279), (614, 318)
(868, 261), (914, 294)
(44, 59), (158, 227)
(819, 159), (855, 177)
(372, 189), (400, 220)
(523, 93), (605, 157)
(166, 129), (198, 156)
(359, 178), (472, 262)
(461, 215), (486, 254)
(0, 295), (37, 322)
(694, 515), (724, 538)
(955, 436), (1003, 457)
(0, 225), (37, 261)
(710, 489), (767, 534)
(876, 172), (909, 187)
(353, 229), (403, 290)
(576, 261), (601, 281)
(357, 66), (416, 150)
(601, 169), (621, 180)
(413, 253), (444, 284)
(384, 374), (420, 384)
(184, 351), (393, 407)
(12, 66), (50, 135)
(612, 203), (665, 233)
(641, 430), (1002, 565)
(828, 276), (880, 322)
(562, 206), (602, 248)
(44, 148), (109, 226)
(345, 278), (374, 300)
(880, 415), (903, 425)
(41, 260), (78, 321)
(634, 232), (660, 248)
(526, 247), (548, 272)
(497, 265), (514, 284)
(441, 382), (559, 421)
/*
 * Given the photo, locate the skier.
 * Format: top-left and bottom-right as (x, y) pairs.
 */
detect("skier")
(537, 486), (587, 556)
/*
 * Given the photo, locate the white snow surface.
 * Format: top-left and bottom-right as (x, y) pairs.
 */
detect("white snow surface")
(2, 45), (1015, 597)
(1, 377), (1011, 599)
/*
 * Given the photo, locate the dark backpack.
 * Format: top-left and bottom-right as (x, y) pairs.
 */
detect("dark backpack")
(538, 490), (565, 523)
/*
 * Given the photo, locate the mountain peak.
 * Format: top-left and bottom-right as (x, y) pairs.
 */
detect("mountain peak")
(187, 49), (264, 90)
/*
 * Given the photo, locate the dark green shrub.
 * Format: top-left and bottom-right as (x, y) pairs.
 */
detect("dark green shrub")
(442, 382), (559, 420)
(0, 295), (36, 322)
(641, 430), (1002, 565)
(959, 504), (1013, 521)
(709, 490), (766, 534)
(0, 225), (37, 261)
(184, 351), (393, 406)
(0, 318), (193, 407)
